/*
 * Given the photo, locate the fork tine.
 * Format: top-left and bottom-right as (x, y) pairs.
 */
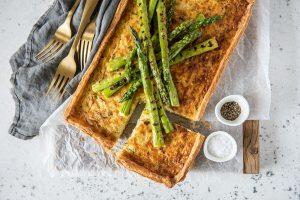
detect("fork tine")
(82, 41), (87, 69)
(41, 43), (63, 62)
(81, 41), (85, 67)
(77, 40), (81, 68)
(78, 40), (83, 70)
(46, 73), (60, 96)
(80, 40), (85, 70)
(37, 42), (60, 61)
(36, 40), (59, 60)
(86, 41), (92, 63)
(83, 41), (90, 67)
(82, 41), (87, 70)
(42, 43), (64, 63)
(58, 90), (67, 101)
(40, 42), (63, 62)
(36, 39), (56, 58)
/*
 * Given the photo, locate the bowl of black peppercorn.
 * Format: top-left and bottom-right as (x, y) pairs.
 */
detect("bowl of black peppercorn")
(215, 95), (250, 126)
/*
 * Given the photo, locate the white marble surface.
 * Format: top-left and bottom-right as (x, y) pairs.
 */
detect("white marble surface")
(0, 0), (299, 199)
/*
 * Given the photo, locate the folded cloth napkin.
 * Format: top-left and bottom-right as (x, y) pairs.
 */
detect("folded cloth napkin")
(9, 0), (120, 140)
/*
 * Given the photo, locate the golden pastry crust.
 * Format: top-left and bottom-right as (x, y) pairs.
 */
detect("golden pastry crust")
(65, 0), (255, 148)
(117, 112), (205, 188)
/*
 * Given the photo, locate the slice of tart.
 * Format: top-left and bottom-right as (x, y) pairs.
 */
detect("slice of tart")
(117, 111), (205, 188)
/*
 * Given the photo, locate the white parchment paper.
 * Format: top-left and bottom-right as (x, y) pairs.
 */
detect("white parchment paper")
(40, 0), (270, 178)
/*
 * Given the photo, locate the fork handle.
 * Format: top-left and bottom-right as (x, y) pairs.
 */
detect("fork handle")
(65, 0), (81, 27)
(69, 0), (100, 56)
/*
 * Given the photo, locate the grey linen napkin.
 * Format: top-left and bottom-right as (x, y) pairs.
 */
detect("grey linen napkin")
(9, 0), (120, 140)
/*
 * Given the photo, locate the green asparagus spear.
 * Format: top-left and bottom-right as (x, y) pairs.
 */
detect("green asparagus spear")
(166, 0), (176, 29)
(157, 0), (179, 107)
(197, 15), (223, 28)
(137, 0), (170, 105)
(176, 15), (222, 39)
(124, 48), (137, 80)
(109, 78), (129, 90)
(119, 82), (137, 116)
(151, 31), (160, 51)
(119, 97), (134, 116)
(130, 26), (164, 147)
(92, 73), (128, 93)
(108, 57), (127, 72)
(168, 20), (193, 42)
(165, 15), (204, 45)
(171, 37), (219, 65)
(101, 85), (124, 98)
(168, 29), (200, 60)
(119, 80), (142, 102)
(119, 79), (142, 103)
(187, 14), (205, 31)
(148, 0), (159, 22)
(151, 16), (160, 51)
(154, 84), (174, 133)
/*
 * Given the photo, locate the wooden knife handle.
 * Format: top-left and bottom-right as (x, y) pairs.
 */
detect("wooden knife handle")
(243, 120), (260, 174)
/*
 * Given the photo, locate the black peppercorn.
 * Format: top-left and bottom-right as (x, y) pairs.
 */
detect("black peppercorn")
(220, 101), (241, 121)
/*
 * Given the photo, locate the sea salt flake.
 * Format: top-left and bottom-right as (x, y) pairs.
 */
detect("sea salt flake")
(207, 135), (233, 158)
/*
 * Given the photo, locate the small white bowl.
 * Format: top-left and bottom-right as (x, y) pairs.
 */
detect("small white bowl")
(204, 131), (237, 162)
(215, 95), (250, 126)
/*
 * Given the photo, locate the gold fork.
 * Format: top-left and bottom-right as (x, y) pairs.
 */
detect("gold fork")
(35, 0), (81, 63)
(78, 16), (97, 70)
(46, 0), (100, 98)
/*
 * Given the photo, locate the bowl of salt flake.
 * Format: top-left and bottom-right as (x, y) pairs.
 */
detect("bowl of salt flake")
(204, 131), (237, 162)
